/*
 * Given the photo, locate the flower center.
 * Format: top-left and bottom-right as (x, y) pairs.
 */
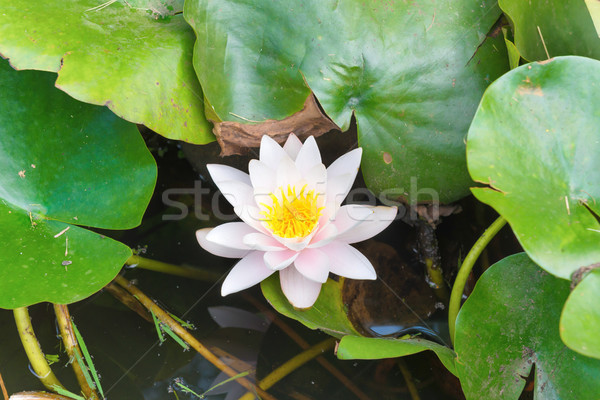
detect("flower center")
(261, 185), (323, 238)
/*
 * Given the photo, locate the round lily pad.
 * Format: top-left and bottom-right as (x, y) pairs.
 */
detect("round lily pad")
(0, 59), (157, 308)
(467, 56), (600, 279)
(0, 0), (212, 144)
(455, 253), (600, 399)
(184, 0), (509, 203)
(560, 269), (600, 359)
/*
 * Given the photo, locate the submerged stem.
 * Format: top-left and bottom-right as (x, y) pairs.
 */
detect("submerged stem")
(113, 276), (277, 400)
(448, 216), (507, 343)
(239, 338), (337, 400)
(126, 255), (221, 281)
(53, 304), (100, 400)
(13, 308), (65, 392)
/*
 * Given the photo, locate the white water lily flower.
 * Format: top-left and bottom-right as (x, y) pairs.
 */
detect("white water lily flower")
(196, 134), (397, 308)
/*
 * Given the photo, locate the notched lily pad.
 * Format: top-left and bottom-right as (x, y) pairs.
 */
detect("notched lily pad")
(467, 56), (600, 279)
(0, 0), (212, 144)
(0, 59), (156, 308)
(185, 0), (509, 203)
(455, 253), (600, 400)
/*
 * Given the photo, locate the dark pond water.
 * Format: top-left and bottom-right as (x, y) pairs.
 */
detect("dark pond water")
(0, 130), (520, 399)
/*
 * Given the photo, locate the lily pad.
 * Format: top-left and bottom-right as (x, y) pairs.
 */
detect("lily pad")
(337, 335), (457, 377)
(261, 275), (362, 338)
(560, 269), (600, 359)
(0, 59), (157, 308)
(455, 253), (600, 399)
(0, 0), (212, 144)
(184, 0), (509, 203)
(467, 56), (600, 279)
(499, 0), (600, 62)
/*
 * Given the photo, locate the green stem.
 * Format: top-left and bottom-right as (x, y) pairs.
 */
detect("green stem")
(126, 255), (221, 281)
(13, 307), (66, 392)
(448, 216), (507, 343)
(238, 338), (336, 400)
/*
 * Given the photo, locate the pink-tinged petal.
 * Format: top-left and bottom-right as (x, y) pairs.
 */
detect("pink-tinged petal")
(279, 266), (323, 309)
(221, 251), (274, 296)
(321, 241), (376, 280)
(308, 223), (338, 248)
(327, 148), (362, 180)
(335, 206), (398, 244)
(205, 222), (255, 250)
(215, 180), (254, 210)
(243, 232), (285, 251)
(196, 228), (250, 259)
(260, 135), (291, 169)
(294, 248), (330, 283)
(331, 204), (386, 241)
(276, 155), (302, 188)
(207, 164), (251, 186)
(283, 133), (303, 160)
(264, 250), (299, 270)
(272, 229), (316, 251)
(295, 136), (322, 175)
(249, 159), (276, 193)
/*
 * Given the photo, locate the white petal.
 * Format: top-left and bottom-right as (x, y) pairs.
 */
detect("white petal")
(283, 133), (303, 160)
(308, 223), (338, 248)
(276, 155), (302, 188)
(243, 232), (285, 251)
(235, 204), (269, 234)
(260, 135), (291, 169)
(215, 180), (254, 209)
(331, 205), (377, 233)
(294, 248), (330, 283)
(207, 164), (251, 186)
(327, 148), (362, 180)
(264, 250), (299, 270)
(336, 206), (398, 244)
(279, 266), (323, 308)
(325, 148), (362, 208)
(321, 241), (376, 280)
(325, 172), (354, 211)
(205, 222), (255, 250)
(221, 251), (274, 296)
(272, 230), (315, 251)
(295, 136), (322, 175)
(303, 163), (327, 196)
(249, 159), (276, 193)
(196, 228), (250, 259)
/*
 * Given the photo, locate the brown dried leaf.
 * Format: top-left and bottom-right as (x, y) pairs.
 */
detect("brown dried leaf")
(213, 94), (339, 156)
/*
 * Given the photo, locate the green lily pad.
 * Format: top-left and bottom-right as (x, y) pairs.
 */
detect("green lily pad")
(184, 0), (509, 203)
(499, 0), (600, 62)
(467, 56), (600, 279)
(560, 269), (600, 359)
(337, 335), (457, 377)
(455, 253), (600, 399)
(0, 59), (157, 309)
(0, 0), (212, 144)
(261, 275), (361, 338)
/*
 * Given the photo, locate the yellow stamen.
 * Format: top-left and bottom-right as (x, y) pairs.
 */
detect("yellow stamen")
(261, 184), (323, 238)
